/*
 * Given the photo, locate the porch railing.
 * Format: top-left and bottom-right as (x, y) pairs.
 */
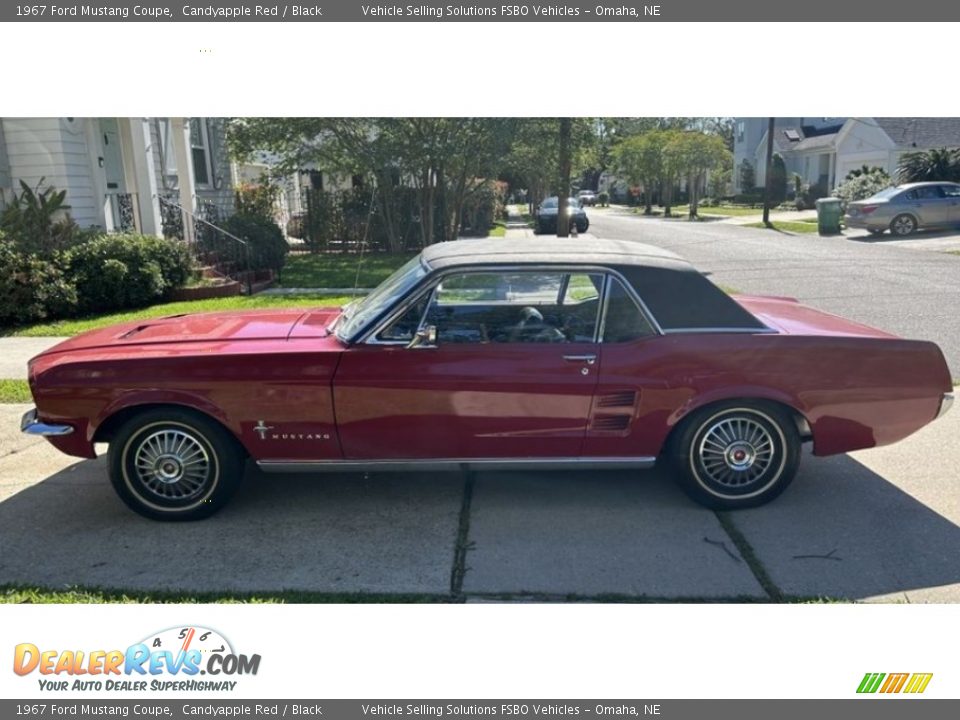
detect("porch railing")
(158, 195), (252, 294)
(104, 192), (141, 233)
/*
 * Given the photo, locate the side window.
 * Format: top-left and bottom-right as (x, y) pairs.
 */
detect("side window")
(419, 271), (602, 344)
(603, 278), (656, 343)
(915, 186), (943, 200)
(943, 184), (960, 198)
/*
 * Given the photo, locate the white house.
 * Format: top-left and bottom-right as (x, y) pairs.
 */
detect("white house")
(735, 117), (960, 193)
(0, 117), (234, 236)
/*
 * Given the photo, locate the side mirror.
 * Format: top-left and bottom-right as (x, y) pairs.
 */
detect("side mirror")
(407, 325), (437, 349)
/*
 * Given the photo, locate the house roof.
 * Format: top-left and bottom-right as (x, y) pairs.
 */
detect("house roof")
(874, 118), (960, 150)
(791, 131), (841, 153)
(421, 238), (692, 273)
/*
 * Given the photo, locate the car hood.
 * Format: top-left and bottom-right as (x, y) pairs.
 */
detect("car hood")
(733, 294), (897, 338)
(34, 307), (343, 358)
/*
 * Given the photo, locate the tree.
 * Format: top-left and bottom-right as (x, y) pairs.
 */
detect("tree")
(769, 153), (787, 205)
(227, 118), (516, 249)
(896, 147), (960, 183)
(612, 131), (668, 215)
(663, 132), (731, 219)
(739, 160), (756, 194)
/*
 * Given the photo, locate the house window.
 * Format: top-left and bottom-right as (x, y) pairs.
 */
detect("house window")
(736, 121), (745, 142)
(189, 118), (213, 187)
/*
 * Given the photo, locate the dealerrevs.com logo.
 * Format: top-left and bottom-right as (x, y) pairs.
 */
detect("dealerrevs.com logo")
(13, 626), (261, 693)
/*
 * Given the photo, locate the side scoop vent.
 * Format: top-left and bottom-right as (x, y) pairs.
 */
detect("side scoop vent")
(596, 390), (637, 409)
(591, 414), (632, 432)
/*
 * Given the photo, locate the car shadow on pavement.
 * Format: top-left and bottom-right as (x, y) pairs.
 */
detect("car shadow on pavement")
(846, 226), (960, 243)
(0, 452), (958, 602)
(0, 458), (464, 596)
(729, 450), (960, 601)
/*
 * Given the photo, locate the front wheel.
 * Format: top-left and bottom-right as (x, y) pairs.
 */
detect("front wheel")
(669, 402), (800, 510)
(108, 408), (244, 520)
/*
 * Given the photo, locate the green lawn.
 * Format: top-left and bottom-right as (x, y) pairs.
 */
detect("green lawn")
(280, 252), (414, 288)
(745, 220), (821, 234)
(6, 294), (353, 338)
(487, 222), (507, 238)
(0, 379), (31, 403)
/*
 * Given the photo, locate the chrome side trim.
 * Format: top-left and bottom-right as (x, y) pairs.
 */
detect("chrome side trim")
(661, 327), (779, 335)
(20, 408), (74, 437)
(936, 392), (954, 420)
(257, 456), (657, 474)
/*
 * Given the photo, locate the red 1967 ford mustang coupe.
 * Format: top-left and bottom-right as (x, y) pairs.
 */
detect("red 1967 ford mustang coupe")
(22, 239), (953, 520)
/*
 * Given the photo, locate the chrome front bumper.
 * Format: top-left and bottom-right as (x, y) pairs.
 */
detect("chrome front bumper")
(936, 392), (954, 421)
(20, 408), (74, 436)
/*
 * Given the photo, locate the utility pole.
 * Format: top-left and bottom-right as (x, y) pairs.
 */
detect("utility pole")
(762, 117), (775, 227)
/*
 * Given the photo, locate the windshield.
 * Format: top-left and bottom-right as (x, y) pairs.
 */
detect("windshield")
(335, 255), (427, 341)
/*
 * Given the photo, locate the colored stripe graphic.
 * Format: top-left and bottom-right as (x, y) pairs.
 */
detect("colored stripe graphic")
(880, 673), (909, 693)
(857, 672), (932, 694)
(857, 673), (885, 693)
(904, 673), (933, 694)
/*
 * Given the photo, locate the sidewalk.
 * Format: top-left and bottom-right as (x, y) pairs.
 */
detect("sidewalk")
(504, 204), (535, 239)
(714, 209), (818, 225)
(0, 338), (68, 380)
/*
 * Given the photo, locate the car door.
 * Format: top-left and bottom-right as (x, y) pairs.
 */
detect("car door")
(332, 269), (604, 460)
(907, 185), (950, 227)
(941, 183), (960, 224)
(581, 276), (668, 460)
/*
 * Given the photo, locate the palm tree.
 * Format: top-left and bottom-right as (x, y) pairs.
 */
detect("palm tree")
(896, 147), (960, 183)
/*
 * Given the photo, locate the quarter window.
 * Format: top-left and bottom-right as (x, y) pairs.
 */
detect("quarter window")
(602, 278), (656, 343)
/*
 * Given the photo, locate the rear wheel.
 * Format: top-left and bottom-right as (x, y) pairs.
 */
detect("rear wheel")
(890, 213), (917, 236)
(669, 402), (800, 509)
(108, 408), (244, 521)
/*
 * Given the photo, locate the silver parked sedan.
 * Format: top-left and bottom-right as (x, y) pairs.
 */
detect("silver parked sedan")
(845, 181), (960, 236)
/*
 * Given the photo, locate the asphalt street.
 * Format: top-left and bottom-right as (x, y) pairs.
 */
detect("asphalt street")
(587, 208), (960, 374)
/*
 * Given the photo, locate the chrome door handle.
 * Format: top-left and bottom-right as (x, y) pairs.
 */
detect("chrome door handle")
(563, 354), (596, 365)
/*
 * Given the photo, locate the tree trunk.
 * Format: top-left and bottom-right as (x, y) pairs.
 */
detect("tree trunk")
(688, 172), (699, 220)
(375, 172), (402, 253)
(557, 118), (572, 238)
(763, 117), (775, 227)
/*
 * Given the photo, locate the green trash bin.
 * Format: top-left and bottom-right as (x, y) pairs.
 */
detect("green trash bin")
(815, 197), (843, 236)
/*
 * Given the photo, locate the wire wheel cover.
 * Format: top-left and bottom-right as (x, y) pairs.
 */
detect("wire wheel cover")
(132, 428), (211, 500)
(697, 415), (776, 488)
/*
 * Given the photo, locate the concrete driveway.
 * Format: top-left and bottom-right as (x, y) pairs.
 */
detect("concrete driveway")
(2, 402), (958, 602)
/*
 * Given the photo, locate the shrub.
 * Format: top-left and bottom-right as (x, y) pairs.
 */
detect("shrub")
(0, 239), (78, 327)
(833, 169), (892, 208)
(234, 181), (280, 222)
(220, 213), (288, 272)
(794, 182), (829, 211)
(0, 179), (81, 256)
(65, 234), (194, 313)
